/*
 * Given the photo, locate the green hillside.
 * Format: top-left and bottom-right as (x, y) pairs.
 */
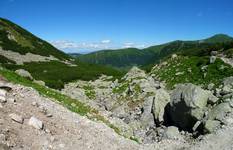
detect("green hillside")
(0, 18), (70, 60)
(0, 18), (124, 89)
(76, 34), (233, 69)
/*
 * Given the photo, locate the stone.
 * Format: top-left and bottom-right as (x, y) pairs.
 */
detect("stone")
(140, 96), (155, 128)
(208, 102), (231, 122)
(9, 113), (24, 124)
(192, 121), (202, 132)
(152, 89), (170, 123)
(210, 56), (216, 64)
(33, 80), (46, 86)
(211, 51), (218, 56)
(0, 96), (6, 103)
(207, 83), (215, 90)
(0, 89), (7, 103)
(0, 103), (3, 108)
(163, 126), (180, 140)
(0, 134), (6, 141)
(8, 98), (16, 103)
(204, 120), (221, 133)
(28, 116), (43, 129)
(208, 94), (219, 104)
(32, 102), (39, 107)
(169, 83), (210, 129)
(15, 69), (33, 80)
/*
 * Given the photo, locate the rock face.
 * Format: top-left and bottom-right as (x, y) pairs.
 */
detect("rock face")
(169, 84), (210, 129)
(15, 69), (33, 80)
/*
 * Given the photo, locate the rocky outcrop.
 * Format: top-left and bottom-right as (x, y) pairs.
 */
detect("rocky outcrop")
(169, 84), (211, 129)
(15, 69), (33, 80)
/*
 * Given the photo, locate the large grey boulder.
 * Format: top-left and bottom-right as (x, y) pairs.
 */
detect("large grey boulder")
(208, 102), (231, 122)
(169, 83), (210, 129)
(153, 89), (170, 123)
(204, 120), (221, 133)
(15, 69), (33, 80)
(140, 96), (155, 128)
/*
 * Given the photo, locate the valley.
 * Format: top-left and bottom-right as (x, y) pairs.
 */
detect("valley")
(1, 18), (233, 150)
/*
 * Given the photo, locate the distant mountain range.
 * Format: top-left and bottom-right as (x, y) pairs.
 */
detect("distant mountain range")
(72, 34), (233, 69)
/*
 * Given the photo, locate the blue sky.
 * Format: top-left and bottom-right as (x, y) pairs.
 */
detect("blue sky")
(0, 0), (233, 53)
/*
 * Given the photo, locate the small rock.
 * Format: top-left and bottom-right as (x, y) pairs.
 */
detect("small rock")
(28, 116), (43, 129)
(8, 98), (16, 103)
(192, 121), (202, 132)
(163, 126), (180, 140)
(46, 114), (53, 118)
(32, 102), (39, 107)
(45, 128), (51, 133)
(207, 83), (215, 90)
(210, 56), (216, 64)
(0, 103), (3, 108)
(9, 113), (24, 124)
(0, 134), (6, 141)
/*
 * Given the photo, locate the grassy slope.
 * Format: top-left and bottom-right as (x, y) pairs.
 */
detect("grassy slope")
(0, 18), (70, 60)
(2, 60), (124, 89)
(151, 56), (233, 89)
(0, 67), (135, 139)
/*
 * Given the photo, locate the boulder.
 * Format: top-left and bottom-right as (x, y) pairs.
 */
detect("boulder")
(204, 120), (221, 133)
(210, 56), (216, 64)
(15, 69), (33, 80)
(141, 96), (155, 128)
(163, 126), (180, 140)
(208, 94), (219, 105)
(33, 80), (45, 86)
(152, 89), (170, 123)
(169, 84), (210, 129)
(208, 102), (231, 122)
(28, 116), (43, 129)
(9, 113), (24, 124)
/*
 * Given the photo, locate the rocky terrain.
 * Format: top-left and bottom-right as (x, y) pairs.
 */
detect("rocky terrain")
(1, 52), (233, 150)
(61, 58), (233, 149)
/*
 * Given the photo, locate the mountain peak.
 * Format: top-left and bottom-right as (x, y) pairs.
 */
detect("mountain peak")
(203, 34), (233, 43)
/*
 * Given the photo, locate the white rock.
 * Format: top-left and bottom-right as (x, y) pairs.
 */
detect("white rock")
(28, 116), (43, 129)
(0, 103), (3, 108)
(0, 89), (7, 96)
(8, 98), (16, 103)
(0, 96), (6, 103)
(9, 113), (24, 124)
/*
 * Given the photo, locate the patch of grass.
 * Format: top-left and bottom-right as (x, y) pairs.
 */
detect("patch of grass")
(112, 81), (129, 94)
(0, 55), (16, 64)
(151, 56), (233, 89)
(83, 85), (96, 99)
(130, 136), (140, 143)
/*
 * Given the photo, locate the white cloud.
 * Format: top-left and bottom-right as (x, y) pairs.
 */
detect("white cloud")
(50, 40), (150, 53)
(123, 42), (135, 48)
(50, 40), (111, 51)
(101, 40), (111, 44)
